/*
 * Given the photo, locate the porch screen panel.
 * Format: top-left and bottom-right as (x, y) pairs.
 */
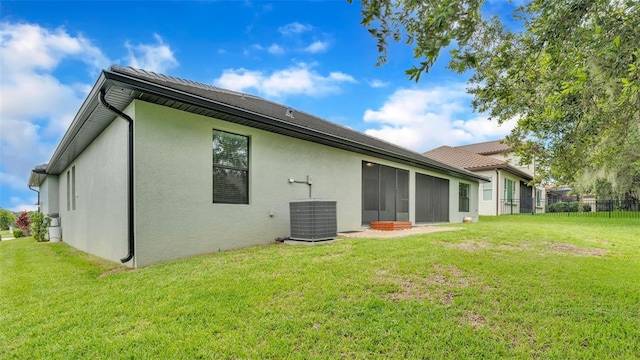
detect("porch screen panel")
(433, 176), (450, 222)
(362, 162), (380, 224)
(362, 162), (410, 224)
(416, 173), (449, 223)
(396, 169), (410, 221)
(520, 182), (533, 214)
(378, 165), (397, 221)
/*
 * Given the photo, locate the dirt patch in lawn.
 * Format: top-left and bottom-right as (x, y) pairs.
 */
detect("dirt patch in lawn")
(464, 310), (488, 329)
(339, 226), (462, 239)
(547, 243), (609, 256)
(379, 264), (472, 305)
(435, 240), (607, 257)
(434, 241), (490, 251)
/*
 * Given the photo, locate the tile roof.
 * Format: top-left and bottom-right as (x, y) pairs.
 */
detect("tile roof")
(455, 139), (511, 155)
(423, 146), (506, 171)
(423, 146), (532, 180)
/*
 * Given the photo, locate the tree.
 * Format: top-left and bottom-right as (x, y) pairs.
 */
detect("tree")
(0, 209), (16, 230)
(352, 0), (640, 197)
(15, 211), (31, 236)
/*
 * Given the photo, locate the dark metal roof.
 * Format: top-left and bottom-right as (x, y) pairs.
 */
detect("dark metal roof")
(35, 65), (489, 183)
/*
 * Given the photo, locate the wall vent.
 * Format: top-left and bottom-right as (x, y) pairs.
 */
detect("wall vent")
(289, 199), (337, 241)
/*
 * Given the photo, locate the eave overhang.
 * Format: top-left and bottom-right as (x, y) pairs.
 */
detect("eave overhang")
(41, 66), (490, 183)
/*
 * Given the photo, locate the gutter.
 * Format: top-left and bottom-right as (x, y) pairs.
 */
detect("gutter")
(99, 89), (135, 264)
(28, 185), (40, 212)
(28, 167), (47, 211)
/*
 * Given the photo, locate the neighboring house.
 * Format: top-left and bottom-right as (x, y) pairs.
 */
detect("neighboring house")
(423, 140), (545, 216)
(546, 186), (577, 203)
(28, 65), (487, 267)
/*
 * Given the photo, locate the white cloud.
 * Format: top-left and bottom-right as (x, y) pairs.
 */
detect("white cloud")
(367, 79), (390, 88)
(0, 22), (109, 201)
(303, 40), (329, 53)
(214, 63), (356, 98)
(8, 196), (37, 212)
(279, 22), (312, 35)
(125, 34), (178, 73)
(267, 43), (284, 55)
(0, 22), (182, 211)
(363, 85), (515, 152)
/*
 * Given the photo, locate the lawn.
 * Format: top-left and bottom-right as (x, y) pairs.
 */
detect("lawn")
(1, 216), (639, 359)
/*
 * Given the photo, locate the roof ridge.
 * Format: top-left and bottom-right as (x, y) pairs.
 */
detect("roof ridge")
(110, 65), (263, 99)
(454, 138), (506, 147)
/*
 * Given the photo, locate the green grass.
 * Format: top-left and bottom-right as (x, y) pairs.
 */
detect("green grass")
(2, 216), (639, 359)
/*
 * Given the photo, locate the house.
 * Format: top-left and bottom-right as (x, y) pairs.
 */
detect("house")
(28, 65), (487, 267)
(423, 140), (545, 216)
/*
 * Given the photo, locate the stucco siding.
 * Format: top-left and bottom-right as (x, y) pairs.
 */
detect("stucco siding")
(132, 100), (480, 266)
(57, 115), (129, 265)
(39, 176), (59, 216)
(475, 170), (498, 216)
(450, 179), (479, 223)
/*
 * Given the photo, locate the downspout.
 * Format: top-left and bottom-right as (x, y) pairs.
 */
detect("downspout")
(28, 185), (40, 212)
(99, 89), (134, 264)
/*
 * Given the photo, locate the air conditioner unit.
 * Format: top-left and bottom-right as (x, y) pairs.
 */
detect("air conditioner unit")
(289, 199), (337, 241)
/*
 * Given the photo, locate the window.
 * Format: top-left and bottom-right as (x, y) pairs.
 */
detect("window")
(213, 129), (249, 204)
(482, 177), (493, 201)
(504, 179), (515, 203)
(66, 170), (71, 211)
(536, 189), (542, 207)
(71, 166), (76, 210)
(66, 166), (76, 211)
(459, 183), (470, 212)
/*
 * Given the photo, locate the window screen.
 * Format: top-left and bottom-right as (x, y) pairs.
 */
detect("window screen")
(213, 130), (249, 204)
(505, 179), (515, 203)
(459, 183), (470, 212)
(482, 177), (492, 201)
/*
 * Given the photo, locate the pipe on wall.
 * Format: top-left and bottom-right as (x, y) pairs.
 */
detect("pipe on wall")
(28, 185), (40, 212)
(99, 89), (135, 264)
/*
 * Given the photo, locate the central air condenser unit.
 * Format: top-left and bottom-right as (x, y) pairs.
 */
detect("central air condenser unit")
(289, 199), (337, 241)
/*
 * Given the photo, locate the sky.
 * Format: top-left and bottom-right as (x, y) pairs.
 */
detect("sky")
(0, 0), (518, 212)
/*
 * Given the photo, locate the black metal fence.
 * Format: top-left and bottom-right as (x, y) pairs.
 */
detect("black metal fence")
(499, 199), (640, 218)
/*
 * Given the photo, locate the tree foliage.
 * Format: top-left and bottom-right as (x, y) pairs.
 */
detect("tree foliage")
(353, 0), (640, 198)
(0, 209), (15, 230)
(29, 212), (51, 242)
(15, 211), (31, 235)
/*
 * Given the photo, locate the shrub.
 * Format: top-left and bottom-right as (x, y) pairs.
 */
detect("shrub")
(15, 211), (31, 236)
(30, 212), (51, 242)
(13, 229), (24, 238)
(582, 203), (592, 212)
(549, 202), (568, 212)
(568, 201), (581, 212)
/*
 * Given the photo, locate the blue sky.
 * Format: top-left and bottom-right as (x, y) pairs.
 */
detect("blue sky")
(0, 0), (517, 212)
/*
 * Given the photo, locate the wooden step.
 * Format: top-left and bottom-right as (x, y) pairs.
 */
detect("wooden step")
(370, 221), (413, 231)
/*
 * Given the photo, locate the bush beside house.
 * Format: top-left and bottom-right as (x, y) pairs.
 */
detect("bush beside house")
(15, 211), (31, 236)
